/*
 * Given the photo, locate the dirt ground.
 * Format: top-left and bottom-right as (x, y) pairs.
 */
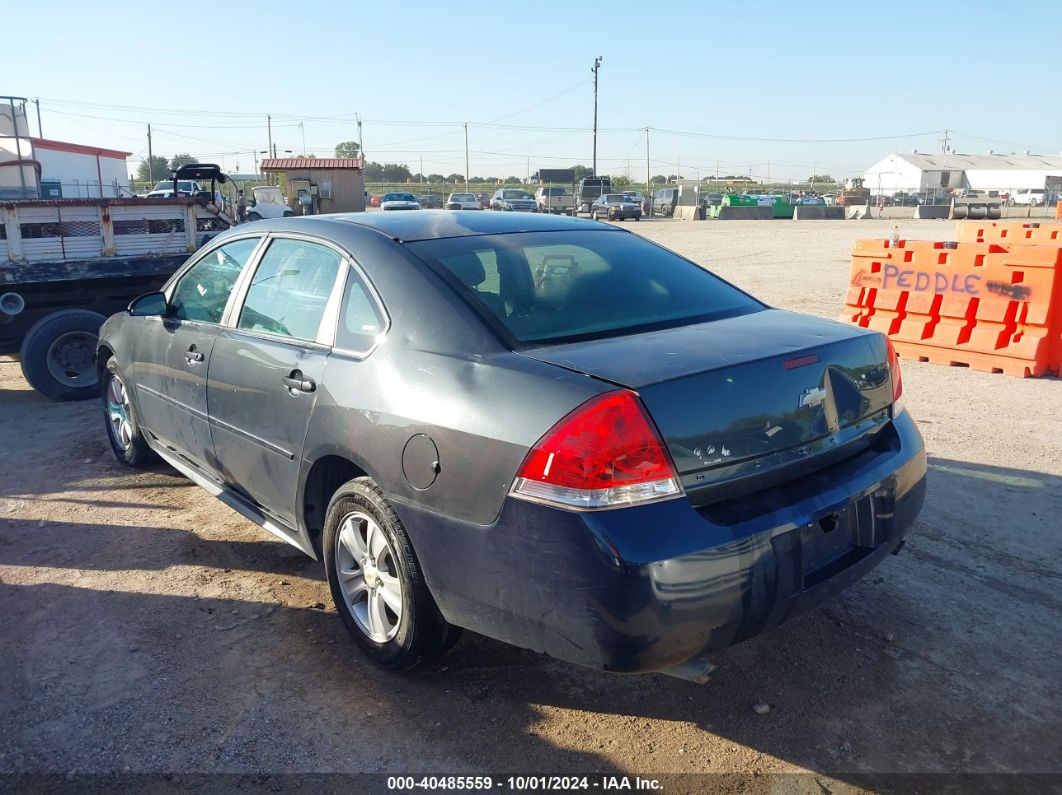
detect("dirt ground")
(1, 218), (1060, 791)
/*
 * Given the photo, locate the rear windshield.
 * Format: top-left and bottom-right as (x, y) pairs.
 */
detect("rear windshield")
(501, 190), (532, 200)
(450, 193), (475, 201)
(540, 187), (567, 196)
(407, 230), (762, 345)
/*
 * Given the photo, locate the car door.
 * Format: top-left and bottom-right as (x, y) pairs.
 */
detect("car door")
(133, 235), (263, 475)
(206, 236), (346, 527)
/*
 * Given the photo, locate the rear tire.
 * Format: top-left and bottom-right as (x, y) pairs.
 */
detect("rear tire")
(247, 212), (262, 221)
(20, 309), (107, 401)
(323, 477), (454, 670)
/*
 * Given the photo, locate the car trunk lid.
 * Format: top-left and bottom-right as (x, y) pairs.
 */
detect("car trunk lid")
(518, 310), (894, 504)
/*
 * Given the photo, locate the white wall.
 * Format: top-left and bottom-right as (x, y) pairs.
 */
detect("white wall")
(34, 147), (130, 198)
(863, 156), (923, 195)
(964, 169), (1060, 192)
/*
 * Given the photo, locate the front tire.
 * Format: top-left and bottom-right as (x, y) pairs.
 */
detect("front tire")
(323, 477), (453, 670)
(102, 357), (156, 468)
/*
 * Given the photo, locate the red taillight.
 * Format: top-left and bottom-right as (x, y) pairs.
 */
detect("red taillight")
(886, 337), (904, 411)
(511, 391), (682, 510)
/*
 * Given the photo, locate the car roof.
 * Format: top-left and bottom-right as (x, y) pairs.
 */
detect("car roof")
(235, 209), (624, 242)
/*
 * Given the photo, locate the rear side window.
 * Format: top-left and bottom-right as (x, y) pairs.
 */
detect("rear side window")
(335, 271), (386, 354)
(169, 237), (260, 324)
(408, 231), (762, 345)
(237, 239), (341, 341)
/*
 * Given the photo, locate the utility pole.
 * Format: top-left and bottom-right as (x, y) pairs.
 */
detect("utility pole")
(356, 113), (363, 161)
(464, 122), (469, 191)
(146, 124), (154, 185)
(33, 98), (42, 138)
(299, 121), (306, 156)
(645, 127), (650, 195)
(591, 56), (602, 176)
(420, 155), (423, 184)
(266, 114), (274, 184)
(941, 128), (951, 153)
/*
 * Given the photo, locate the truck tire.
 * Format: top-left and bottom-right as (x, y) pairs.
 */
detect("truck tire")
(247, 211), (262, 221)
(20, 309), (108, 401)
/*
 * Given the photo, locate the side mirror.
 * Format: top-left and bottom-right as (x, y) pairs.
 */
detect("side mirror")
(129, 291), (168, 317)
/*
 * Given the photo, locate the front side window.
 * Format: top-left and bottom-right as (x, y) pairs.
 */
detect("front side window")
(237, 239), (341, 341)
(169, 237), (260, 324)
(408, 231), (763, 346)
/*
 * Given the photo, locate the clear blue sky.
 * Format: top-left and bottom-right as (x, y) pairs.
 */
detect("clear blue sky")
(8, 1), (1060, 182)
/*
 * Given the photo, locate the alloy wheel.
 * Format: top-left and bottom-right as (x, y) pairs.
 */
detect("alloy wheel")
(105, 372), (134, 451)
(334, 511), (404, 642)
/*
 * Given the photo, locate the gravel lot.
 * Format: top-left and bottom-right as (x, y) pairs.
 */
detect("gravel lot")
(1, 218), (1060, 790)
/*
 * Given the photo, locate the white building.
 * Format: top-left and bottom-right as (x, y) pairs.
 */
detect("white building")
(864, 151), (1062, 196)
(31, 137), (131, 199)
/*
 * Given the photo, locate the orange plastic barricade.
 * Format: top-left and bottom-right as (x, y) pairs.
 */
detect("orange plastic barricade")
(955, 221), (1062, 247)
(1056, 201), (1061, 220)
(842, 238), (1062, 377)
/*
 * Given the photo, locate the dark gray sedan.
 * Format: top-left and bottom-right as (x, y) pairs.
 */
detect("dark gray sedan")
(97, 211), (926, 676)
(591, 193), (642, 221)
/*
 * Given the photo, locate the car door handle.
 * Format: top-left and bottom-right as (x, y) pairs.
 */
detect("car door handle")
(282, 373), (315, 393)
(184, 347), (205, 364)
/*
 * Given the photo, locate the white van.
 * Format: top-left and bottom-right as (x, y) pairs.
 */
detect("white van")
(1009, 188), (1046, 206)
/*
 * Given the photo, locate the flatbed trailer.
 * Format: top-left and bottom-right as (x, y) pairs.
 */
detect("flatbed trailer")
(1, 193), (233, 400)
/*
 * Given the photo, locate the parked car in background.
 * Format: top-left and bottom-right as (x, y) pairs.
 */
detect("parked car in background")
(652, 188), (678, 217)
(417, 194), (443, 209)
(591, 193), (641, 221)
(534, 186), (575, 215)
(380, 192), (420, 211)
(1009, 188), (1046, 206)
(822, 193), (836, 206)
(575, 176), (612, 216)
(491, 189), (537, 212)
(700, 192), (724, 208)
(445, 192), (481, 210)
(97, 211), (925, 675)
(370, 194), (384, 207)
(623, 191), (645, 204)
(914, 192), (951, 205)
(797, 195), (826, 206)
(146, 179), (202, 198)
(892, 192), (919, 206)
(477, 193), (491, 209)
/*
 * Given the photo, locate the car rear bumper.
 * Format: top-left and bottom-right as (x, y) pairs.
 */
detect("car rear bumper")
(397, 410), (926, 674)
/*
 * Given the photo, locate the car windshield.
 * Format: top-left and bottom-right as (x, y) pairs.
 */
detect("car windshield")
(407, 230), (762, 345)
(451, 193), (475, 201)
(385, 193), (416, 202)
(603, 195), (627, 204)
(502, 190), (531, 200)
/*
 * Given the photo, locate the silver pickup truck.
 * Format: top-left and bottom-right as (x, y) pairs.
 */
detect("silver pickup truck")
(535, 186), (576, 215)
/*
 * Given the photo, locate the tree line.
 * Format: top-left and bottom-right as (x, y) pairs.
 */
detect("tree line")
(137, 140), (838, 188)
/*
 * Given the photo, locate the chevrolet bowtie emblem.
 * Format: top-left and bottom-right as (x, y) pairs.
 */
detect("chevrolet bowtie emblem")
(800, 386), (827, 408)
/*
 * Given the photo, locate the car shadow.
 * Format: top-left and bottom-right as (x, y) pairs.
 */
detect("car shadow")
(2, 447), (1059, 782)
